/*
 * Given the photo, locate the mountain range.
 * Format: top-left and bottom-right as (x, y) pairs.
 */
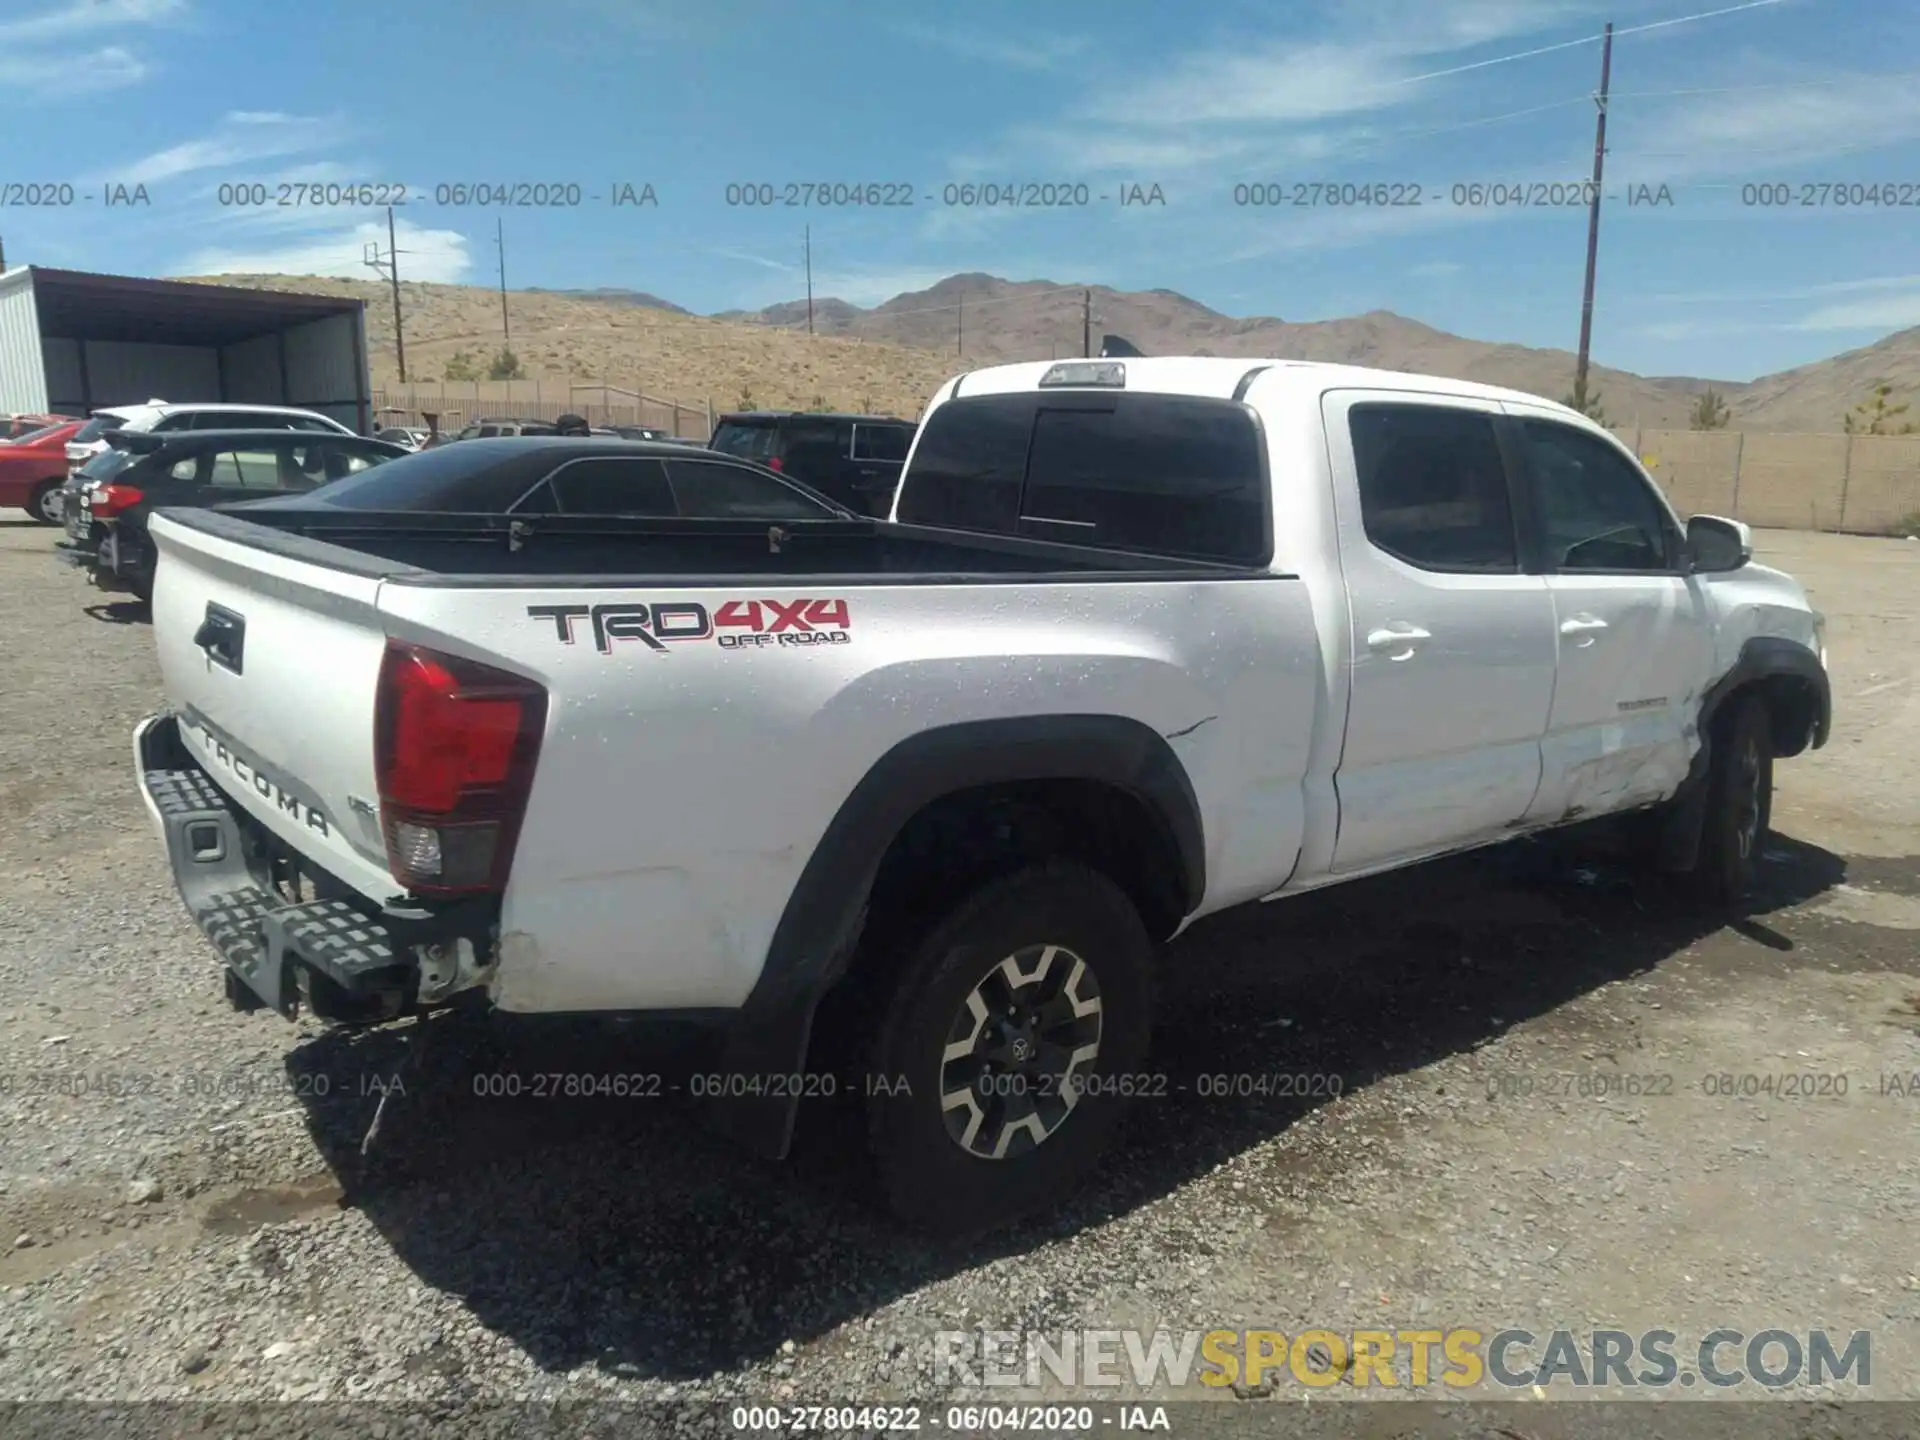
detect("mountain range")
(179, 272), (1920, 433)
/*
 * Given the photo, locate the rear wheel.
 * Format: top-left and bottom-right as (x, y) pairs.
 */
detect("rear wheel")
(27, 482), (62, 524)
(1690, 694), (1774, 906)
(864, 862), (1153, 1236)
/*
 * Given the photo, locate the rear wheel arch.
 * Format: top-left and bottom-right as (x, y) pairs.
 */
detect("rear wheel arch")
(712, 714), (1205, 1160)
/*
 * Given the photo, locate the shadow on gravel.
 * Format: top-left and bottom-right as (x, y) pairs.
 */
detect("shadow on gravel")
(82, 600), (149, 625)
(277, 827), (1861, 1384)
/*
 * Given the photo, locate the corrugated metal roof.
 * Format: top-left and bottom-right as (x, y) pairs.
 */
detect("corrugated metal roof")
(25, 267), (363, 346)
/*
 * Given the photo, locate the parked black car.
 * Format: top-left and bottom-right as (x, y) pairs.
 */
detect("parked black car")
(707, 410), (915, 517)
(229, 436), (855, 522)
(57, 429), (410, 601)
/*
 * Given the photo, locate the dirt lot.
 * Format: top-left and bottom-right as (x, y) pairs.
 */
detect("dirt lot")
(0, 517), (1914, 1426)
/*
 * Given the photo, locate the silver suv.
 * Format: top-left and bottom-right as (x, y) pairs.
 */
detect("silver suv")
(63, 401), (353, 487)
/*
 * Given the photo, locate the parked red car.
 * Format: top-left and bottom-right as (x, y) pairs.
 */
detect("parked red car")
(4, 413), (80, 440)
(0, 421), (84, 523)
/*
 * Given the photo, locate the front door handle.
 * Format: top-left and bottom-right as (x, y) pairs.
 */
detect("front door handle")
(1560, 614), (1609, 647)
(1366, 624), (1431, 660)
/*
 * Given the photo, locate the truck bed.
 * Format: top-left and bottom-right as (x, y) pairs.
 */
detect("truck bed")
(169, 507), (1261, 585)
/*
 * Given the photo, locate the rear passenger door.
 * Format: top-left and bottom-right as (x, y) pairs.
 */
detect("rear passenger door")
(1322, 393), (1558, 871)
(1504, 405), (1714, 821)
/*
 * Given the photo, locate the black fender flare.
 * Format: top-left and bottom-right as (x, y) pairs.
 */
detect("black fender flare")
(710, 713), (1206, 1159)
(1655, 635), (1829, 870)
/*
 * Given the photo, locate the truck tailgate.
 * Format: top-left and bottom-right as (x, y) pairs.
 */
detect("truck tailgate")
(148, 511), (399, 903)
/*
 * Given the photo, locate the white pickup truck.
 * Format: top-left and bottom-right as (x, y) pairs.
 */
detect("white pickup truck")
(133, 357), (1830, 1232)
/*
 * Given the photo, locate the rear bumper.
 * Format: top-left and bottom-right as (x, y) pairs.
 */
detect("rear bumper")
(134, 712), (429, 1021)
(58, 524), (148, 591)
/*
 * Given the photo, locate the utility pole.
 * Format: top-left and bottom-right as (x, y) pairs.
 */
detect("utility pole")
(1082, 289), (1091, 357)
(495, 217), (510, 343)
(957, 292), (963, 356)
(362, 206), (409, 382)
(804, 225), (813, 336)
(1572, 21), (1613, 415)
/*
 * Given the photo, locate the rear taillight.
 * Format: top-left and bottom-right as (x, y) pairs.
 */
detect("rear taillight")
(373, 642), (547, 897)
(89, 483), (144, 518)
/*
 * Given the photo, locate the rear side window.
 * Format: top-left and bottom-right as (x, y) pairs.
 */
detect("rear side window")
(1349, 404), (1518, 572)
(325, 444), (396, 481)
(665, 458), (838, 519)
(207, 448), (292, 490)
(851, 423), (910, 463)
(710, 420), (780, 461)
(547, 457), (675, 515)
(896, 393), (1270, 564)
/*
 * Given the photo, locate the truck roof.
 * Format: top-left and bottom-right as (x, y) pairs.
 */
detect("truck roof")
(943, 356), (1586, 419)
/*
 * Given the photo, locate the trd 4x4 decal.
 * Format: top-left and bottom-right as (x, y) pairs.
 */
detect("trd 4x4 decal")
(528, 599), (853, 654)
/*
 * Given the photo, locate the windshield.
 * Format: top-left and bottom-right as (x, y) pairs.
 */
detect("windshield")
(10, 423), (66, 446)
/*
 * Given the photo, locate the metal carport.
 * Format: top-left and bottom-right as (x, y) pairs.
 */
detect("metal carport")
(0, 267), (372, 433)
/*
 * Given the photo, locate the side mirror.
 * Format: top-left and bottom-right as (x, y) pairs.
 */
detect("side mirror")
(1687, 514), (1751, 573)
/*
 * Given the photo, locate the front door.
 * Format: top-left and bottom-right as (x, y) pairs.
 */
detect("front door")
(1503, 405), (1715, 821)
(1323, 392), (1559, 871)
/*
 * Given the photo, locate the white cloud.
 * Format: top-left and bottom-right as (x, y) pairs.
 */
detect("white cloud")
(890, 21), (1089, 72)
(0, 43), (144, 94)
(807, 267), (958, 307)
(97, 112), (346, 185)
(1792, 281), (1920, 332)
(0, 0), (185, 44)
(180, 219), (472, 284)
(1411, 260), (1465, 276)
(1609, 68), (1920, 183)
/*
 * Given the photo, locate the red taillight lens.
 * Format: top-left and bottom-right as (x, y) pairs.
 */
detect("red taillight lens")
(373, 642), (547, 896)
(90, 483), (145, 519)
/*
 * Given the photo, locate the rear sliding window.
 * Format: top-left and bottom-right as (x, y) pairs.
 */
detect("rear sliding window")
(895, 393), (1270, 565)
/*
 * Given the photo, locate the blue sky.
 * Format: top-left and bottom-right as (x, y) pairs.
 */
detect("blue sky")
(2, 0), (1914, 381)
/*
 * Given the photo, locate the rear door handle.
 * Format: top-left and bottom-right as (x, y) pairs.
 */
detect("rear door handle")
(1560, 614), (1609, 646)
(1366, 624), (1431, 659)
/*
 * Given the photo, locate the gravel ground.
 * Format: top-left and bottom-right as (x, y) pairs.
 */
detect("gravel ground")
(0, 514), (1915, 1429)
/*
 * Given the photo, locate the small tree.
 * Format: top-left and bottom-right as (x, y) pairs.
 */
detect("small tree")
(442, 350), (479, 382)
(1689, 388), (1731, 430)
(486, 347), (525, 381)
(1842, 382), (1916, 435)
(809, 393), (831, 412)
(1562, 386), (1609, 425)
(736, 383), (756, 410)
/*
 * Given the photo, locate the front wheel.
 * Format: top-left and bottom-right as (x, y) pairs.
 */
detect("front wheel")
(865, 862), (1153, 1236)
(1691, 694), (1774, 906)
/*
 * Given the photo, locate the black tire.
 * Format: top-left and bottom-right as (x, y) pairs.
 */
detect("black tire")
(27, 482), (61, 525)
(865, 861), (1152, 1237)
(1691, 693), (1774, 906)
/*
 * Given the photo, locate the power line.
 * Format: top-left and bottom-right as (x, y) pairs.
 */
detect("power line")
(1386, 0), (1790, 87)
(1612, 70), (1920, 97)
